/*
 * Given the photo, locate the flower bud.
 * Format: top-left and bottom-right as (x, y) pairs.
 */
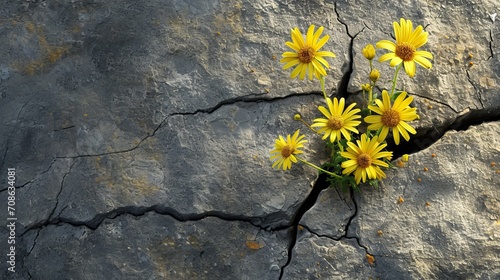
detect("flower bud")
(361, 83), (371, 91)
(402, 154), (409, 162)
(362, 44), (376, 60)
(294, 114), (301, 121)
(369, 69), (380, 82)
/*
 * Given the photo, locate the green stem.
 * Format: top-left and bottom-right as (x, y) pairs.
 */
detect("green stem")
(300, 119), (319, 134)
(297, 157), (342, 178)
(368, 87), (373, 107)
(320, 76), (327, 101)
(390, 63), (403, 97)
(337, 139), (344, 152)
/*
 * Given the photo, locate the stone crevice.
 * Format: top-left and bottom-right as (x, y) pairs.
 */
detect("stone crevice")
(278, 174), (329, 279)
(45, 159), (76, 223)
(465, 69), (485, 109)
(20, 204), (286, 237)
(406, 90), (459, 114)
(488, 29), (494, 60)
(333, 2), (364, 99)
(0, 158), (58, 193)
(55, 91), (323, 160)
(299, 224), (372, 257)
(277, 180), (370, 279)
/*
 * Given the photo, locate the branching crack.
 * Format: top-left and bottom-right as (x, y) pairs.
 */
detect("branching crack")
(0, 158), (58, 193)
(56, 92), (323, 160)
(333, 2), (364, 99)
(45, 159), (76, 222)
(465, 69), (484, 109)
(278, 174), (329, 279)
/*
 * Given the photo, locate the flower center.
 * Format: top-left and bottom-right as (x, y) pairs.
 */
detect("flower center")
(381, 109), (401, 128)
(298, 46), (315, 63)
(327, 116), (344, 130)
(357, 153), (373, 168)
(281, 145), (294, 158)
(395, 42), (416, 61)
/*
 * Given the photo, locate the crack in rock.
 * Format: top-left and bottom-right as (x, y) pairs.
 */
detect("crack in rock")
(333, 2), (364, 99)
(20, 204), (287, 237)
(0, 92), (39, 171)
(278, 174), (329, 279)
(488, 29), (494, 60)
(465, 69), (485, 109)
(45, 159), (77, 222)
(56, 92), (323, 159)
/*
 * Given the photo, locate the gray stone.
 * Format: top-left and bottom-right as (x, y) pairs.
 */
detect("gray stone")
(349, 122), (500, 279)
(21, 213), (288, 280)
(0, 0), (499, 279)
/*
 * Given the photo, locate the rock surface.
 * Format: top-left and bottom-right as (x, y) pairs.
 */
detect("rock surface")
(0, 0), (498, 279)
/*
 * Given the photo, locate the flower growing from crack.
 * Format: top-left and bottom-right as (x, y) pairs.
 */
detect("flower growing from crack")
(340, 134), (393, 184)
(376, 18), (433, 77)
(280, 25), (336, 80)
(270, 129), (307, 170)
(364, 90), (418, 145)
(311, 97), (361, 142)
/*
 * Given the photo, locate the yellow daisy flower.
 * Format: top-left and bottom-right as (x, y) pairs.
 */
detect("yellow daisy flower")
(376, 18), (433, 77)
(340, 134), (393, 184)
(311, 97), (361, 142)
(270, 129), (307, 170)
(280, 25), (336, 80)
(364, 90), (418, 145)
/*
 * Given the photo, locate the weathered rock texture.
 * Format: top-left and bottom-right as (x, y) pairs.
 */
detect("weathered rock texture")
(0, 0), (498, 279)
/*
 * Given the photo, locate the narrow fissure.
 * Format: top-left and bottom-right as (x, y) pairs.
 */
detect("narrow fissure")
(390, 107), (500, 159)
(278, 174), (329, 279)
(20, 204), (281, 237)
(333, 2), (362, 100)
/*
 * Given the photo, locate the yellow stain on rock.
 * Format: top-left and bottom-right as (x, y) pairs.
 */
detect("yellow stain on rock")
(94, 154), (162, 200)
(13, 21), (70, 75)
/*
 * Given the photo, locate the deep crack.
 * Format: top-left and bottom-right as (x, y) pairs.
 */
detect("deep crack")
(333, 2), (364, 99)
(391, 107), (500, 159)
(20, 204), (286, 237)
(278, 174), (329, 279)
(488, 29), (493, 60)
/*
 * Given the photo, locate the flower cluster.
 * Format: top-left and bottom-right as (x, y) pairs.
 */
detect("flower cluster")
(270, 19), (433, 188)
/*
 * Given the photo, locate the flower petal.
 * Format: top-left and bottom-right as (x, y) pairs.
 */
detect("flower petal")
(376, 40), (396, 52)
(403, 60), (416, 77)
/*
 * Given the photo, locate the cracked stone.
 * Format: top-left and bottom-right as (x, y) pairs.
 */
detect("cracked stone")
(0, 0), (499, 279)
(300, 187), (355, 239)
(348, 122), (500, 279)
(20, 213), (288, 280)
(282, 229), (369, 279)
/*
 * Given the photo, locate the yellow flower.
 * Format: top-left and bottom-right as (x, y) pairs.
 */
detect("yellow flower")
(376, 18), (433, 77)
(364, 90), (418, 145)
(362, 44), (376, 60)
(340, 134), (393, 184)
(280, 25), (336, 80)
(311, 97), (361, 142)
(369, 69), (380, 82)
(270, 130), (307, 170)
